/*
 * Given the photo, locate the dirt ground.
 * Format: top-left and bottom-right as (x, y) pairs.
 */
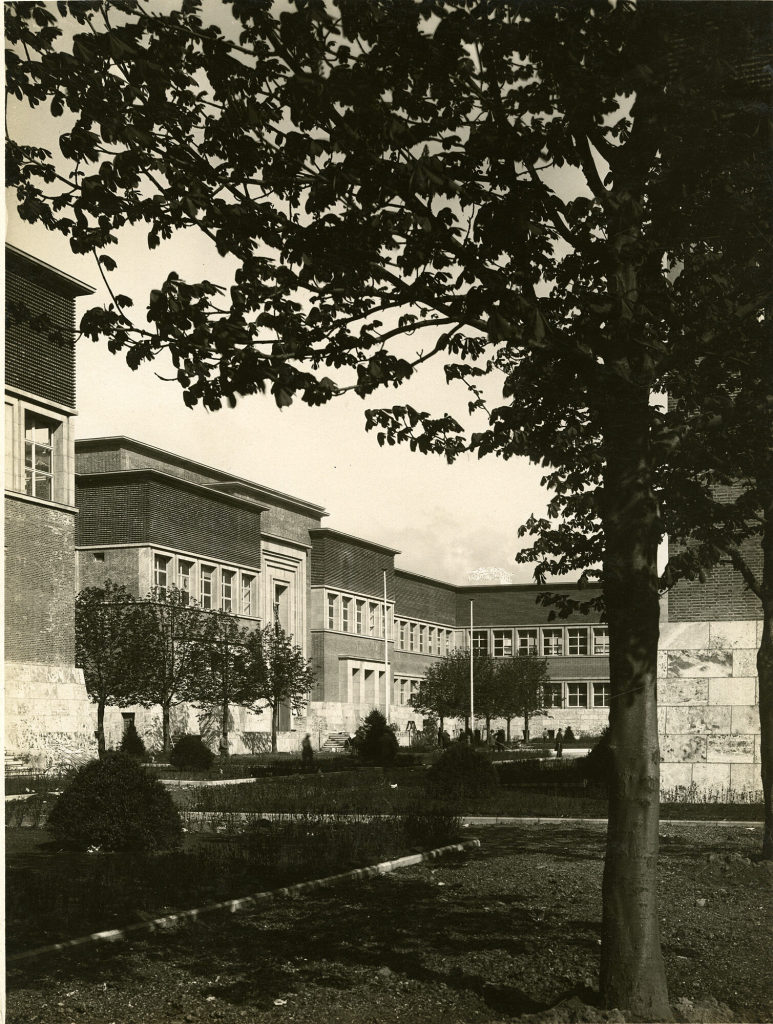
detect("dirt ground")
(6, 822), (772, 1024)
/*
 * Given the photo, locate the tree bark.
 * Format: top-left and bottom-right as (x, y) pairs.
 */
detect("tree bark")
(758, 498), (773, 859)
(97, 699), (106, 758)
(598, 386), (671, 1021)
(162, 699), (171, 755)
(220, 698), (230, 758)
(271, 702), (278, 753)
(523, 711), (530, 743)
(506, 717), (511, 743)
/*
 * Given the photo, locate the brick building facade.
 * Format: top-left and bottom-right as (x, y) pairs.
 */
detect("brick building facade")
(4, 246), (97, 766)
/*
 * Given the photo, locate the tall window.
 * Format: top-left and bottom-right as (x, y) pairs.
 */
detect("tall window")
(178, 560), (193, 604)
(567, 683), (588, 708)
(368, 602), (379, 637)
(593, 682), (610, 707)
(399, 620), (406, 650)
(516, 629), (538, 655)
(327, 593), (338, 629)
(341, 597), (351, 632)
(472, 630), (488, 656)
(200, 565), (215, 609)
(493, 629), (513, 657)
(593, 627), (610, 655)
(24, 413), (54, 501)
(428, 626), (434, 655)
(154, 554), (170, 594)
(419, 625), (426, 653)
(241, 574), (255, 616)
(399, 678), (408, 705)
(567, 627), (589, 655)
(446, 630), (454, 653)
(355, 600), (365, 634)
(542, 628), (563, 656)
(221, 569), (235, 612)
(543, 682), (563, 708)
(409, 623), (417, 652)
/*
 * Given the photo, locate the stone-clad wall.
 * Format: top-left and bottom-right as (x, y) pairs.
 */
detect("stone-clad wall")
(658, 619), (762, 798)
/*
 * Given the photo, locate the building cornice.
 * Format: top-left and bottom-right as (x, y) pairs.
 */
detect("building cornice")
(6, 244), (95, 297)
(75, 468), (269, 514)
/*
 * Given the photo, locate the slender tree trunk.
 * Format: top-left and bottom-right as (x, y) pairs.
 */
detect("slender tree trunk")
(162, 699), (171, 754)
(97, 699), (106, 758)
(220, 698), (230, 758)
(506, 717), (511, 743)
(271, 702), (278, 753)
(758, 500), (773, 859)
(523, 711), (530, 743)
(598, 386), (671, 1021)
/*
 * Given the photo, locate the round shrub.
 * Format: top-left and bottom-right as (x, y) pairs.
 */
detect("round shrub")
(352, 709), (399, 766)
(425, 742), (499, 801)
(169, 733), (215, 771)
(46, 752), (182, 852)
(119, 721), (147, 760)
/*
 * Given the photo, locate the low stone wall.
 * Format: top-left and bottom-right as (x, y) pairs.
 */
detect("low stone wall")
(658, 619), (762, 799)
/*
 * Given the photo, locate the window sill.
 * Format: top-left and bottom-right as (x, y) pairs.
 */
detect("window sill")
(5, 489), (77, 514)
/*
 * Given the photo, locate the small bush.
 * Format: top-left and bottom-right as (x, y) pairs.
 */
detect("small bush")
(46, 752), (182, 852)
(119, 722), (147, 760)
(352, 710), (399, 766)
(580, 727), (613, 789)
(169, 734), (215, 771)
(425, 742), (499, 801)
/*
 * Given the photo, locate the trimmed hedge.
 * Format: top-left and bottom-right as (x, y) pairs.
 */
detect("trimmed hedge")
(425, 742), (499, 800)
(169, 734), (215, 771)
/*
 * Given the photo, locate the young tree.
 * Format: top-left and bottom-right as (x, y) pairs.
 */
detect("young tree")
(242, 622), (314, 753)
(75, 580), (149, 757)
(185, 610), (248, 758)
(7, 3), (769, 1014)
(495, 655), (550, 743)
(409, 648), (468, 733)
(135, 586), (208, 755)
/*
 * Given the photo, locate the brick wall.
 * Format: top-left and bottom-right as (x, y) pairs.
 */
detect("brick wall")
(667, 539), (763, 622)
(456, 585), (604, 627)
(76, 473), (263, 568)
(77, 547), (142, 596)
(6, 260), (77, 409)
(395, 571), (457, 623)
(5, 496), (76, 664)
(310, 531), (395, 598)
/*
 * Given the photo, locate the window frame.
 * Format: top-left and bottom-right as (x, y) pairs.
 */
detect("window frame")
(241, 573), (255, 617)
(327, 593), (338, 630)
(153, 553), (171, 594)
(200, 564), (215, 609)
(516, 629), (538, 656)
(543, 682), (563, 708)
(567, 682), (589, 708)
(593, 626), (610, 655)
(493, 629), (514, 658)
(541, 627), (564, 657)
(221, 568), (235, 613)
(472, 629), (488, 656)
(24, 411), (55, 501)
(567, 627), (589, 656)
(593, 682), (611, 707)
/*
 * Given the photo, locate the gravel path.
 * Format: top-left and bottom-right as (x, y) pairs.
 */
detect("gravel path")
(7, 822), (772, 1024)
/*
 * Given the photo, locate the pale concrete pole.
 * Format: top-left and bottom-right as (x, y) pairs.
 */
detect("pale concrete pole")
(470, 599), (474, 732)
(384, 570), (390, 724)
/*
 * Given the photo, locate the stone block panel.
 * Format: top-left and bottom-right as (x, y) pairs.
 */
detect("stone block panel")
(731, 705), (760, 735)
(708, 678), (757, 706)
(660, 762), (693, 793)
(732, 649), (758, 678)
(708, 621), (757, 649)
(729, 763), (763, 797)
(667, 650), (732, 678)
(691, 762), (731, 794)
(659, 621), (710, 650)
(665, 705), (731, 735)
(659, 677), (708, 706)
(661, 734), (706, 763)
(706, 734), (755, 763)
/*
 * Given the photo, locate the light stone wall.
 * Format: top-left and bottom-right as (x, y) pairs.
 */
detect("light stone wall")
(658, 618), (762, 799)
(4, 662), (97, 768)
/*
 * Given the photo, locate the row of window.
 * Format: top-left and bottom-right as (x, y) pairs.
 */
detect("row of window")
(153, 553), (258, 616)
(471, 626), (609, 658)
(396, 620), (456, 657)
(395, 677), (422, 706)
(326, 591), (393, 639)
(543, 680), (610, 708)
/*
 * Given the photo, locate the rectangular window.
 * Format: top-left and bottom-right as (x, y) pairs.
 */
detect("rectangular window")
(341, 597), (351, 632)
(428, 626), (434, 655)
(410, 679), (420, 699)
(178, 560), (193, 604)
(419, 625), (426, 653)
(327, 593), (338, 630)
(567, 683), (588, 708)
(154, 553), (170, 594)
(24, 413), (54, 501)
(399, 621), (406, 650)
(543, 682), (563, 708)
(399, 678), (408, 705)
(593, 627), (610, 655)
(221, 569), (235, 612)
(200, 565), (215, 609)
(446, 630), (454, 653)
(355, 600), (365, 634)
(593, 682), (610, 707)
(516, 629), (538, 655)
(410, 623), (417, 652)
(542, 628), (563, 657)
(241, 574), (255, 616)
(472, 630), (488, 656)
(386, 606), (393, 640)
(567, 627), (589, 656)
(493, 629), (513, 658)
(368, 602), (379, 637)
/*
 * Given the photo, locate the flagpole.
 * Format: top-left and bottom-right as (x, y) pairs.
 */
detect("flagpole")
(469, 598), (474, 736)
(384, 570), (390, 724)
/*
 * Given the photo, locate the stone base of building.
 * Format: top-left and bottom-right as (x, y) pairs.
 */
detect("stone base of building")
(4, 662), (97, 770)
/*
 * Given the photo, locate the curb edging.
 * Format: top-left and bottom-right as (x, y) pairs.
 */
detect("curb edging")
(8, 839), (480, 965)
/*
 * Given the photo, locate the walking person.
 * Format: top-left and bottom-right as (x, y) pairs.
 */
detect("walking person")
(554, 728), (564, 758)
(301, 733), (314, 771)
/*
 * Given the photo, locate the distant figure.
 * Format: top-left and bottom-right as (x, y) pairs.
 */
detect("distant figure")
(441, 730), (451, 748)
(495, 729), (506, 751)
(554, 728), (564, 758)
(564, 725), (575, 743)
(301, 733), (314, 770)
(438, 726), (444, 748)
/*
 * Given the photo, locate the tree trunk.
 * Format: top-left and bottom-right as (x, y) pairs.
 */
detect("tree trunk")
(485, 713), (491, 742)
(506, 717), (511, 743)
(523, 711), (530, 743)
(758, 499), (773, 859)
(220, 699), (230, 758)
(97, 699), (106, 758)
(598, 386), (671, 1021)
(162, 700), (171, 754)
(271, 702), (278, 753)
